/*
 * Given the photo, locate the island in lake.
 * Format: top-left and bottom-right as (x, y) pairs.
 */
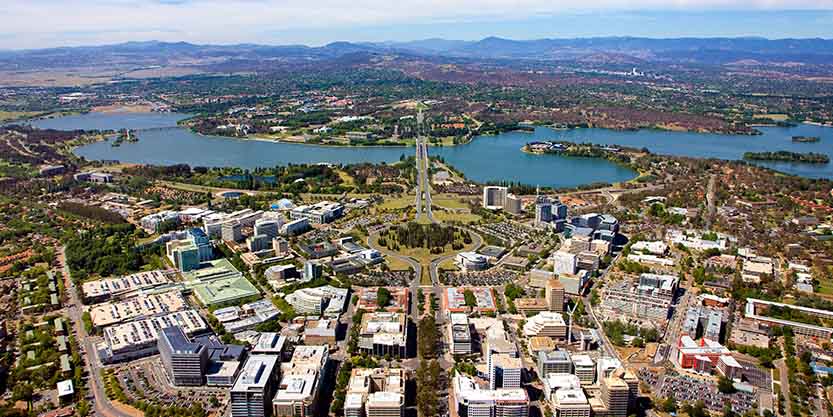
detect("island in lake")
(743, 150), (830, 164)
(792, 136), (821, 143)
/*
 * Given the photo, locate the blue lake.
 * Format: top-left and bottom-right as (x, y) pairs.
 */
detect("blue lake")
(31, 112), (833, 188)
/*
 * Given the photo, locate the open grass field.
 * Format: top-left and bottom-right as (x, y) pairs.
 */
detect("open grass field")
(379, 195), (414, 210)
(432, 194), (471, 210)
(0, 111), (37, 121)
(433, 211), (481, 224)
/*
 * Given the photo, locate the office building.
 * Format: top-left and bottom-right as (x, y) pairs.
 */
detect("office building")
(576, 251), (600, 272)
(490, 354), (522, 389)
(535, 196), (553, 225)
(523, 312), (567, 340)
(344, 368), (406, 417)
(443, 287), (498, 314)
(167, 240), (201, 272)
(552, 251), (577, 275)
(290, 201), (344, 224)
(483, 186), (508, 210)
(456, 252), (488, 271)
(599, 374), (630, 417)
(285, 285), (348, 316)
(247, 234), (272, 252)
(358, 312), (408, 358)
(231, 355), (281, 417)
(355, 287), (410, 313)
(281, 218), (310, 236)
(452, 372), (529, 417)
(273, 238), (291, 256)
(100, 310), (208, 363)
(716, 355), (743, 381)
(249, 332), (286, 356)
(304, 261), (322, 281)
(222, 221), (243, 243)
(254, 218), (281, 240)
(553, 388), (591, 417)
(572, 355), (596, 385)
(505, 194), (523, 215)
(272, 346), (329, 417)
(158, 326), (208, 386)
(538, 350), (573, 377)
(546, 279), (565, 312)
(542, 373), (581, 400)
(303, 319), (338, 347)
(449, 313), (473, 355)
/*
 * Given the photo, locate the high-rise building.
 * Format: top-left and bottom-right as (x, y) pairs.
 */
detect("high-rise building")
(552, 251), (577, 275)
(303, 261), (322, 281)
(453, 372), (528, 417)
(158, 326), (208, 386)
(247, 234), (271, 252)
(572, 355), (596, 385)
(505, 194), (523, 214)
(169, 241), (201, 272)
(546, 279), (565, 312)
(534, 196), (553, 225)
(254, 218), (281, 240)
(273, 238), (291, 256)
(231, 355), (280, 417)
(222, 221), (243, 243)
(188, 228), (214, 262)
(490, 353), (522, 389)
(272, 346), (329, 417)
(553, 201), (568, 220)
(483, 186), (508, 210)
(449, 313), (473, 355)
(537, 350), (573, 377)
(599, 375), (630, 417)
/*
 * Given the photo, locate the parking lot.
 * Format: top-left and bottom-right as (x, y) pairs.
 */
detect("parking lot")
(639, 368), (757, 414)
(113, 357), (227, 414)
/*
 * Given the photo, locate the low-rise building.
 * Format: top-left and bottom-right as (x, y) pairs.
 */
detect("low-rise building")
(523, 311), (567, 340)
(344, 368), (406, 417)
(285, 285), (349, 317)
(358, 312), (408, 358)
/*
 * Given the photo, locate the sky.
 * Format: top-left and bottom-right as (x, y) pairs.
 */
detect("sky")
(1, 1), (833, 49)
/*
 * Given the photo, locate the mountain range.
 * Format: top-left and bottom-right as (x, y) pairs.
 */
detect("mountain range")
(3, 36), (833, 71)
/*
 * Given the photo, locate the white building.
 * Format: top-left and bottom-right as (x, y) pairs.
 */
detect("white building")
(456, 252), (488, 272)
(453, 372), (528, 417)
(552, 251), (577, 275)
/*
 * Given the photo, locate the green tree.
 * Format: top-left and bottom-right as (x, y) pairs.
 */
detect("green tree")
(377, 287), (392, 308)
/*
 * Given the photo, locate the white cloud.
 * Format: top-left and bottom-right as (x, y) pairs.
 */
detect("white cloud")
(1, 0), (832, 49)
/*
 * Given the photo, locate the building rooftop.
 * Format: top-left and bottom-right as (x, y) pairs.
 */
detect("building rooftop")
(89, 290), (187, 327)
(160, 326), (203, 355)
(252, 332), (286, 354)
(232, 355), (279, 391)
(103, 309), (207, 354)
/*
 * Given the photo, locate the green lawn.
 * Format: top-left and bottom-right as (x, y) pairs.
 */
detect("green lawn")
(816, 279), (833, 296)
(433, 211), (482, 224)
(379, 196), (414, 210)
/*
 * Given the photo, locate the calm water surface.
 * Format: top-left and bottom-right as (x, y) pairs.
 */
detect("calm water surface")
(36, 112), (833, 187)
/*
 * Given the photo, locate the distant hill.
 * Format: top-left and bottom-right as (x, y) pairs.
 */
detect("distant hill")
(2, 36), (833, 71)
